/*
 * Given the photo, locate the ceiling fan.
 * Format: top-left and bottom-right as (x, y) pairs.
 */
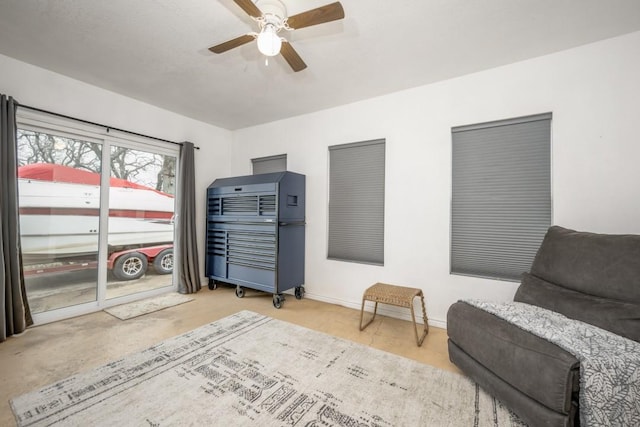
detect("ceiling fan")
(209, 0), (345, 72)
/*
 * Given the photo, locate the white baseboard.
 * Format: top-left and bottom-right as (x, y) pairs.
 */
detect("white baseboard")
(304, 291), (447, 330)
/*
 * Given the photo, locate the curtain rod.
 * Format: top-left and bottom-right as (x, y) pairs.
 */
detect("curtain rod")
(18, 104), (200, 150)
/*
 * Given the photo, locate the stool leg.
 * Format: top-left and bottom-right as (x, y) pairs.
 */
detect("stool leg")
(360, 300), (378, 331)
(412, 296), (429, 347)
(359, 298), (366, 330)
(420, 292), (429, 335)
(410, 303), (420, 346)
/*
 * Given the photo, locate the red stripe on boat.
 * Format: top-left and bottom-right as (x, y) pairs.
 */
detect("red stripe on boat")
(18, 163), (174, 198)
(19, 207), (173, 220)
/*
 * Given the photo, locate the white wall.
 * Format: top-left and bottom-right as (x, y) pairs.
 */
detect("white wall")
(3, 31), (640, 328)
(0, 53), (233, 277)
(230, 31), (640, 327)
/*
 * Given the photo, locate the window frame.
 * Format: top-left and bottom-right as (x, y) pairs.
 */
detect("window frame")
(450, 113), (552, 281)
(327, 139), (386, 266)
(252, 154), (287, 174)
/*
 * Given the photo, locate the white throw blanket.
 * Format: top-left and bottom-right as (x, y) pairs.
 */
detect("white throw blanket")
(463, 299), (640, 426)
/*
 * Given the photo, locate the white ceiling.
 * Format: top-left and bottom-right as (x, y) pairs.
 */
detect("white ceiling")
(1, 1), (640, 130)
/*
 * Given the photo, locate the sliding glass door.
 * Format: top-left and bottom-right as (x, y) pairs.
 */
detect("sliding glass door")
(16, 114), (180, 323)
(18, 128), (102, 313)
(106, 145), (176, 299)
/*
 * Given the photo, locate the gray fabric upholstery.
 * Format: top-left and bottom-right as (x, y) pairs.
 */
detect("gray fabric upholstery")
(447, 225), (640, 426)
(176, 141), (202, 294)
(447, 301), (579, 414)
(530, 225), (640, 303)
(1, 94), (33, 342)
(515, 272), (640, 342)
(448, 341), (577, 427)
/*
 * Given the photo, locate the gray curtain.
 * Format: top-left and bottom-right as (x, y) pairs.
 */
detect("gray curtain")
(176, 141), (201, 294)
(1, 95), (32, 342)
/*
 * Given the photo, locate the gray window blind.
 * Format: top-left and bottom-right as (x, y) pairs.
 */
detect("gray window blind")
(252, 154), (287, 174)
(328, 139), (385, 265)
(451, 113), (551, 281)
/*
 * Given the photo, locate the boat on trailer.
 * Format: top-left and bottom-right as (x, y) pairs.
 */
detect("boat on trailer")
(18, 163), (175, 280)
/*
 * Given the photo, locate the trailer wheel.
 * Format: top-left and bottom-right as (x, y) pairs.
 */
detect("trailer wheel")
(153, 248), (173, 274)
(113, 252), (148, 281)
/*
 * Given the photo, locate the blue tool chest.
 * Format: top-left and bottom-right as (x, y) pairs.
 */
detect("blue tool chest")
(205, 171), (305, 308)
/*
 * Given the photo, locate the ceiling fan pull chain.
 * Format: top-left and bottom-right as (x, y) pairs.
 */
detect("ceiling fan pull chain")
(265, 57), (269, 66)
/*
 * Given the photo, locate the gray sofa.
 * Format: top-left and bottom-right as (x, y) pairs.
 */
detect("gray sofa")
(447, 226), (640, 426)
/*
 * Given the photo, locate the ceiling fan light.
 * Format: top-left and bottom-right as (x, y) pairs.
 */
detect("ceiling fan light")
(257, 24), (282, 56)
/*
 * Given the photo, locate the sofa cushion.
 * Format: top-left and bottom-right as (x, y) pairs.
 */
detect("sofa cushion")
(530, 226), (640, 304)
(448, 341), (577, 427)
(515, 272), (640, 342)
(447, 301), (579, 414)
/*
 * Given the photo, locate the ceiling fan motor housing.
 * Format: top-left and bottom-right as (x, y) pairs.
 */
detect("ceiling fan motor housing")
(256, 0), (287, 28)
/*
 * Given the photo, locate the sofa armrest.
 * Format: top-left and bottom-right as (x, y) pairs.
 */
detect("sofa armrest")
(448, 340), (578, 427)
(447, 301), (579, 415)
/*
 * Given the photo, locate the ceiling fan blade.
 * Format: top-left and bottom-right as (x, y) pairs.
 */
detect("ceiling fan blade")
(233, 0), (262, 18)
(286, 1), (345, 30)
(280, 41), (307, 72)
(209, 34), (255, 54)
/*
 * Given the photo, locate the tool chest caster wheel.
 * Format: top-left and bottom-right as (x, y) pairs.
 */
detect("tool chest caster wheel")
(235, 286), (245, 298)
(273, 294), (284, 309)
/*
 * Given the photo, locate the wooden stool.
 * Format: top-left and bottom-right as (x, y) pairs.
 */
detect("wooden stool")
(359, 282), (429, 346)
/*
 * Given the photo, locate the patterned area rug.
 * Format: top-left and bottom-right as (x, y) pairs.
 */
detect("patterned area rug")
(10, 311), (526, 426)
(103, 292), (194, 320)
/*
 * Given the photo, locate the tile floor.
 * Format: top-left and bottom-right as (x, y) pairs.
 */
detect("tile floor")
(0, 285), (459, 426)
